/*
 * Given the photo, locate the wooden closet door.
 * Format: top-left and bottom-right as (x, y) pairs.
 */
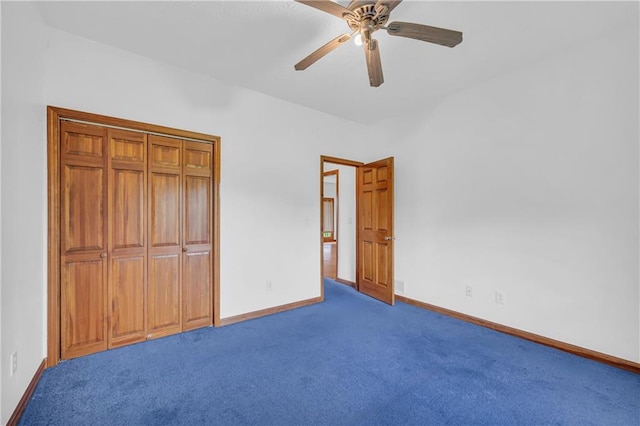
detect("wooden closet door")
(182, 141), (213, 331)
(147, 135), (183, 338)
(60, 121), (108, 359)
(107, 129), (147, 348)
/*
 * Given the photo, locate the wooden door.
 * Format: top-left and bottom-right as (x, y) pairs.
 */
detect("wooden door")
(147, 135), (183, 339)
(322, 198), (335, 242)
(107, 129), (147, 348)
(357, 157), (394, 305)
(182, 141), (213, 331)
(49, 106), (220, 366)
(60, 121), (109, 359)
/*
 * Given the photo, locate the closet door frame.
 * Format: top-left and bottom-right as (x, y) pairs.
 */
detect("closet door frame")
(47, 106), (221, 368)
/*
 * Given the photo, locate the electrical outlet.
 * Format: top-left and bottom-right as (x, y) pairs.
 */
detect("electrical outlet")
(395, 280), (405, 294)
(495, 291), (505, 305)
(10, 352), (17, 377)
(266, 281), (272, 291)
(465, 285), (473, 297)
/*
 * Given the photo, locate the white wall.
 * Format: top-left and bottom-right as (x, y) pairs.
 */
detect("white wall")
(325, 163), (356, 282)
(0, 3), (3, 420)
(0, 3), (367, 421)
(373, 25), (639, 362)
(1, 3), (48, 424)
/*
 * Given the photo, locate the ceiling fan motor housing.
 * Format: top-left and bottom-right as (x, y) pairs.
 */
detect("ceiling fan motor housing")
(344, 3), (391, 33)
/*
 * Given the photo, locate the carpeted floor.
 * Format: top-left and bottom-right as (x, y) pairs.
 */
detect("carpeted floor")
(21, 279), (640, 425)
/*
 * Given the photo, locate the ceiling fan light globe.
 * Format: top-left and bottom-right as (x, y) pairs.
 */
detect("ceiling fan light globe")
(354, 33), (363, 46)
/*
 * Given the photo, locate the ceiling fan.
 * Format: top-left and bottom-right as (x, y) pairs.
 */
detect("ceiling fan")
(294, 0), (463, 87)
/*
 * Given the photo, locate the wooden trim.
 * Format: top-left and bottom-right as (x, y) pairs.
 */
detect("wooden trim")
(47, 107), (61, 368)
(7, 358), (47, 426)
(354, 165), (361, 291)
(47, 106), (221, 366)
(334, 278), (356, 289)
(213, 138), (221, 327)
(396, 295), (640, 374)
(320, 156), (362, 297)
(322, 170), (339, 278)
(48, 106), (218, 143)
(319, 157), (325, 301)
(219, 297), (323, 326)
(320, 155), (363, 168)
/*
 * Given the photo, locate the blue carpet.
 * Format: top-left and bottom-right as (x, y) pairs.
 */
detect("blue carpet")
(21, 279), (639, 425)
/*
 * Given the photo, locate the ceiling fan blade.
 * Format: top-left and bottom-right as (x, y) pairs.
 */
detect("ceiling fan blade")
(386, 21), (463, 47)
(296, 0), (353, 20)
(364, 39), (384, 87)
(295, 33), (352, 71)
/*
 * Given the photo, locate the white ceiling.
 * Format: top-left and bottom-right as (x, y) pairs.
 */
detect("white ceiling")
(36, 1), (638, 124)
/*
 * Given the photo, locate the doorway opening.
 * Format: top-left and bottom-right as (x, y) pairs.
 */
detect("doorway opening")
(322, 169), (339, 280)
(322, 164), (356, 286)
(320, 155), (395, 305)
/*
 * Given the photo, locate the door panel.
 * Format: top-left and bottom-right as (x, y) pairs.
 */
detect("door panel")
(62, 258), (108, 358)
(108, 129), (147, 348)
(63, 129), (104, 159)
(60, 122), (108, 360)
(185, 176), (211, 245)
(183, 251), (212, 330)
(150, 173), (181, 247)
(110, 256), (146, 346)
(148, 135), (183, 338)
(184, 147), (211, 171)
(148, 253), (181, 337)
(111, 169), (145, 249)
(150, 143), (181, 168)
(62, 165), (105, 253)
(363, 241), (374, 281)
(358, 157), (394, 305)
(110, 135), (145, 162)
(182, 141), (213, 330)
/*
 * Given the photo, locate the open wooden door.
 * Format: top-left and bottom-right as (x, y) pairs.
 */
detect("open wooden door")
(357, 157), (394, 305)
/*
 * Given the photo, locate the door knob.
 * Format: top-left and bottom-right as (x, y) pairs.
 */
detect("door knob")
(384, 236), (395, 241)
(100, 253), (107, 258)
(182, 247), (188, 252)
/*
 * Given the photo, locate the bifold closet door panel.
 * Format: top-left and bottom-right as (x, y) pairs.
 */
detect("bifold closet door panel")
(108, 129), (147, 348)
(183, 141), (213, 331)
(147, 135), (183, 338)
(60, 121), (109, 359)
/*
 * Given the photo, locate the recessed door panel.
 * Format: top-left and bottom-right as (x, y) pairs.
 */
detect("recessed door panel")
(112, 169), (145, 249)
(185, 176), (211, 245)
(148, 254), (181, 338)
(62, 165), (105, 253)
(184, 149), (211, 171)
(64, 132), (104, 158)
(183, 251), (212, 330)
(362, 190), (373, 231)
(150, 173), (181, 247)
(376, 242), (389, 287)
(62, 258), (108, 359)
(151, 144), (180, 168)
(110, 256), (145, 346)
(377, 189), (389, 233)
